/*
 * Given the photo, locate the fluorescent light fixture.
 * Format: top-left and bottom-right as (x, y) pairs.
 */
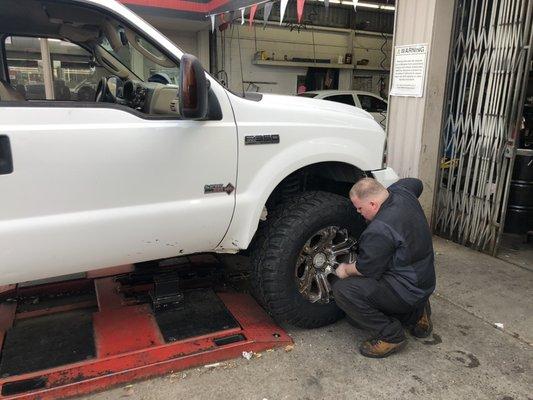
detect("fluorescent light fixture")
(316, 0), (394, 10)
(357, 2), (380, 9)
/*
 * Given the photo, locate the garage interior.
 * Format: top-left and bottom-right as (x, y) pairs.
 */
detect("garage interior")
(128, 0), (533, 260)
(0, 0), (532, 399)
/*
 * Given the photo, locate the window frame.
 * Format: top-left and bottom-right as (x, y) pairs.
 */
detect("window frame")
(0, 0), (217, 121)
(4, 34), (108, 101)
(0, 32), (190, 120)
(3, 34), (99, 85)
(0, 34), (8, 82)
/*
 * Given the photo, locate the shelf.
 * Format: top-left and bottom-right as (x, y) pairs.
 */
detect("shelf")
(354, 65), (390, 72)
(252, 59), (390, 73)
(354, 30), (393, 38)
(259, 21), (393, 37)
(252, 59), (355, 69)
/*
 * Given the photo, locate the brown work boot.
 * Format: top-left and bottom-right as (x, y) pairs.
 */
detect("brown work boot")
(359, 338), (407, 358)
(410, 301), (433, 338)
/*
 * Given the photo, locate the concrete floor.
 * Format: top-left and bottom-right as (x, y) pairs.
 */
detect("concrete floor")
(84, 236), (532, 400)
(498, 233), (533, 273)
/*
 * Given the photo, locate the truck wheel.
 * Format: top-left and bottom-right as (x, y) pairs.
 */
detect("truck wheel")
(250, 191), (365, 328)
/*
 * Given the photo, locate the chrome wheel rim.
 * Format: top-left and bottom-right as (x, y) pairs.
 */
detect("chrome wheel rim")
(295, 226), (357, 304)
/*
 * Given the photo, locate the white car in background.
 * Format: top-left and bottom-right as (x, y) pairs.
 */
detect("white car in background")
(299, 90), (388, 129)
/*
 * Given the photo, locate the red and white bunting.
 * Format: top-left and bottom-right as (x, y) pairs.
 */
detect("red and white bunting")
(249, 3), (258, 26)
(279, 0), (289, 25)
(296, 0), (305, 23)
(207, 0), (364, 29)
(263, 2), (273, 26)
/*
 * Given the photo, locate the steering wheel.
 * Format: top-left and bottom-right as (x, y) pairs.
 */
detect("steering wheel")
(95, 77), (116, 103)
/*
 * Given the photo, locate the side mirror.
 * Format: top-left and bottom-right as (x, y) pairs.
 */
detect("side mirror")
(107, 76), (120, 98)
(179, 54), (208, 120)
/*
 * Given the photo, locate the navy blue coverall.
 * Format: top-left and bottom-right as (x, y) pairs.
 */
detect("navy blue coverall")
(332, 178), (436, 343)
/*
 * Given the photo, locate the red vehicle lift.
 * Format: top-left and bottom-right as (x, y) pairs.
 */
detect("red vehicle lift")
(0, 260), (292, 400)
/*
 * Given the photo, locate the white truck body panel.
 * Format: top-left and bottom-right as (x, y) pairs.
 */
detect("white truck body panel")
(301, 90), (388, 129)
(0, 90), (238, 284)
(218, 93), (386, 250)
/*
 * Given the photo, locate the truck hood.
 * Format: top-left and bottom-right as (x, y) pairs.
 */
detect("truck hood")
(257, 93), (375, 122)
(228, 91), (384, 136)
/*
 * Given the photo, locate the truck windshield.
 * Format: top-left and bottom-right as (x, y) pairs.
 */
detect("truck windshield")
(99, 36), (179, 84)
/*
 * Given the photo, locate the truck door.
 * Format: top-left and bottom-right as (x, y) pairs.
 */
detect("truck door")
(0, 35), (237, 284)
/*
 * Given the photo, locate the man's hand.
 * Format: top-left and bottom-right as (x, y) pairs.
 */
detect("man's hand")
(335, 262), (361, 279)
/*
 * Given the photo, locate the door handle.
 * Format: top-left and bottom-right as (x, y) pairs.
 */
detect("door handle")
(0, 135), (13, 175)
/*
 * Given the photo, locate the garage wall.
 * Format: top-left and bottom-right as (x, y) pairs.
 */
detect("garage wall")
(386, 0), (455, 218)
(159, 30), (198, 56)
(215, 24), (392, 95)
(155, 28), (209, 73)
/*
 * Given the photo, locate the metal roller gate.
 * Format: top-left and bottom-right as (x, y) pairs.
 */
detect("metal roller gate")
(435, 0), (533, 254)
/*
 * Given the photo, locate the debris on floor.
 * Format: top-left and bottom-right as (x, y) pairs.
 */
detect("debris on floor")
(122, 385), (135, 397)
(284, 344), (294, 352)
(204, 362), (222, 369)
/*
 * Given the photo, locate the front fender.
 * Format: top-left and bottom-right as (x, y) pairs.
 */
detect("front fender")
(217, 91), (385, 251)
(217, 142), (380, 251)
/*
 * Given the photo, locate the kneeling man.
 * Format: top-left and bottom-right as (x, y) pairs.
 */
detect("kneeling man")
(333, 177), (436, 358)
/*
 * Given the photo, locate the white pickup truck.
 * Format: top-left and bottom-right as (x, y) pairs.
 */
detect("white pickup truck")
(0, 0), (397, 328)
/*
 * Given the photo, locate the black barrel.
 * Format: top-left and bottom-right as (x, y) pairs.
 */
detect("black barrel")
(512, 154), (533, 181)
(504, 154), (533, 234)
(508, 181), (533, 207)
(504, 205), (533, 234)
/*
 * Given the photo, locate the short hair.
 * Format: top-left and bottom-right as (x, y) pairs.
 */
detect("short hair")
(349, 178), (387, 200)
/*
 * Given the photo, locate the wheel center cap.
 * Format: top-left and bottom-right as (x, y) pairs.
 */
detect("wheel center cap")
(313, 253), (327, 268)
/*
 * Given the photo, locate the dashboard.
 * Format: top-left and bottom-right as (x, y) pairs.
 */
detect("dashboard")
(121, 80), (180, 116)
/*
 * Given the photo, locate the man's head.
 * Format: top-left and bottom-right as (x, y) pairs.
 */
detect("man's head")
(349, 178), (389, 221)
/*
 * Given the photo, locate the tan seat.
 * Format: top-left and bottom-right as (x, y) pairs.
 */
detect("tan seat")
(0, 81), (25, 101)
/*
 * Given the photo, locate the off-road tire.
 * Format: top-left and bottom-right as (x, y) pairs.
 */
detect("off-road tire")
(250, 191), (365, 328)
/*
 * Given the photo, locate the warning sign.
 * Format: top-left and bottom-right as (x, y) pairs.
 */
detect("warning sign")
(390, 44), (428, 97)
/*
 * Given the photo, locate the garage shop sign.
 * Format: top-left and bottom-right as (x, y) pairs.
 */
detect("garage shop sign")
(390, 44), (428, 97)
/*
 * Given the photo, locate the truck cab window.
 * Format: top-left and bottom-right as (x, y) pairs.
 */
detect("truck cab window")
(5, 36), (107, 101)
(99, 35), (179, 85)
(3, 19), (183, 118)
